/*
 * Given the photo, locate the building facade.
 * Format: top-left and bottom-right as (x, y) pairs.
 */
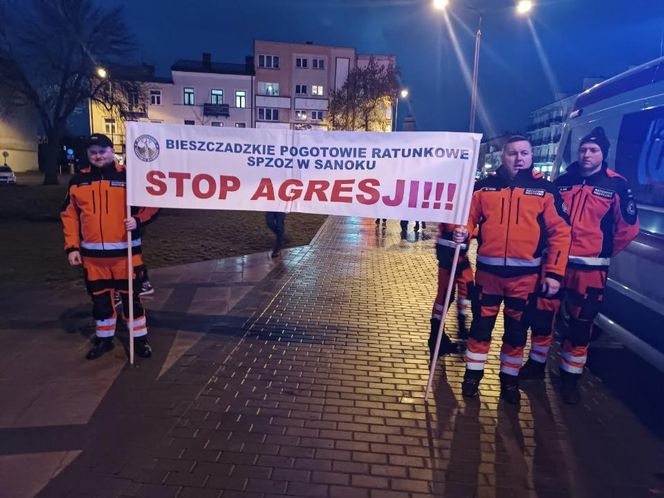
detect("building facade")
(90, 43), (398, 154)
(0, 92), (38, 172)
(526, 78), (603, 178)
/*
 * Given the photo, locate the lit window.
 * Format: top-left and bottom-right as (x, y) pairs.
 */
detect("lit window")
(104, 118), (116, 134)
(235, 90), (246, 108)
(296, 57), (308, 68)
(235, 123), (246, 128)
(183, 87), (194, 105)
(296, 110), (308, 120)
(312, 58), (325, 70)
(295, 84), (307, 95)
(258, 54), (280, 69)
(211, 121), (222, 127)
(258, 82), (280, 96)
(149, 90), (161, 105)
(258, 108), (279, 121)
(311, 85), (324, 96)
(211, 89), (223, 104)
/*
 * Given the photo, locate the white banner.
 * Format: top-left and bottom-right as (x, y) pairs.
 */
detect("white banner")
(126, 123), (480, 224)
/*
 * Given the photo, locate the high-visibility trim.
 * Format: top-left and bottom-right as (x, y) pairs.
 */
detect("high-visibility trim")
(531, 344), (550, 353)
(466, 351), (488, 361)
(81, 239), (142, 250)
(529, 351), (547, 363)
(560, 351), (587, 364)
(466, 362), (485, 370)
(132, 327), (147, 338)
(95, 329), (115, 338)
(127, 317), (147, 328)
(458, 299), (471, 306)
(434, 303), (444, 311)
(560, 362), (584, 374)
(96, 317), (117, 327)
(568, 255), (611, 266)
(432, 313), (442, 320)
(477, 255), (542, 267)
(437, 238), (467, 250)
(500, 365), (521, 376)
(500, 353), (524, 367)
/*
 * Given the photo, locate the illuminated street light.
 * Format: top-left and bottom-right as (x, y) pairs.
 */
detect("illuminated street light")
(400, 88), (409, 99)
(433, 0), (534, 132)
(96, 67), (108, 79)
(516, 0), (533, 15)
(393, 88), (410, 131)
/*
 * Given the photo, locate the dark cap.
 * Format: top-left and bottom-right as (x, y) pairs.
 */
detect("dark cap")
(87, 133), (113, 149)
(579, 127), (610, 159)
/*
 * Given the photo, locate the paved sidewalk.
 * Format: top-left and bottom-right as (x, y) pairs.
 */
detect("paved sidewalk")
(1, 217), (663, 498)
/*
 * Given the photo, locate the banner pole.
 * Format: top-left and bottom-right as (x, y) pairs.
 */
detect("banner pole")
(127, 203), (135, 366)
(424, 242), (462, 403)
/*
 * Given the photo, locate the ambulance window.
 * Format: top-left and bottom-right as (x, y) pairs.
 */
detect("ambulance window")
(615, 106), (664, 209)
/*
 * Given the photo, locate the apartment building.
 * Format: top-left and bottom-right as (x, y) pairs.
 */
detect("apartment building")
(254, 40), (396, 130)
(89, 55), (254, 153)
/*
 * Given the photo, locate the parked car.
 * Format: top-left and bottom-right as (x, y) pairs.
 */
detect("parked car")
(0, 165), (17, 185)
(553, 55), (664, 371)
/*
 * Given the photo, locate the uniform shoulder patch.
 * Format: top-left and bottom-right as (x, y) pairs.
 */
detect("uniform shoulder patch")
(110, 181), (126, 187)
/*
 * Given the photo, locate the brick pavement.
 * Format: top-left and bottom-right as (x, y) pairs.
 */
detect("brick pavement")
(2, 216), (663, 498)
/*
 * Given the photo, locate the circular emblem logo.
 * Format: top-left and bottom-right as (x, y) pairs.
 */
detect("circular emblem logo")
(134, 134), (160, 162)
(626, 200), (636, 216)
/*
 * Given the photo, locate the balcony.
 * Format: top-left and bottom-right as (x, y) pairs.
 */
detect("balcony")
(204, 103), (230, 117)
(120, 105), (148, 121)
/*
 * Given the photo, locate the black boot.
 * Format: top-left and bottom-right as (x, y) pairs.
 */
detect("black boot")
(499, 373), (521, 405)
(462, 369), (483, 397)
(428, 318), (459, 360)
(86, 337), (114, 360)
(560, 370), (581, 405)
(457, 314), (469, 340)
(134, 337), (152, 358)
(519, 358), (546, 380)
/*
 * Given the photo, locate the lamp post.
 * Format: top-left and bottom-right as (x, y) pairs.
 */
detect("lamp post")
(433, 1), (534, 132)
(393, 88), (410, 132)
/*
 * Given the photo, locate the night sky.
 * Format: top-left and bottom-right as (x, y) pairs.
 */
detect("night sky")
(110, 0), (663, 138)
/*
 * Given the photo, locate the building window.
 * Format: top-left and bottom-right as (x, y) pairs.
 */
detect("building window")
(296, 110), (308, 120)
(258, 108), (279, 121)
(104, 118), (116, 135)
(258, 82), (280, 96)
(235, 123), (246, 128)
(184, 120), (195, 125)
(183, 87), (195, 105)
(128, 92), (140, 107)
(211, 121), (222, 127)
(235, 90), (246, 108)
(313, 58), (325, 70)
(295, 84), (307, 95)
(311, 111), (324, 121)
(211, 89), (223, 104)
(258, 54), (280, 69)
(149, 90), (161, 105)
(296, 57), (308, 68)
(311, 85), (324, 96)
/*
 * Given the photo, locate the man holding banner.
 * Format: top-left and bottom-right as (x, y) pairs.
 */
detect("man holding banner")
(454, 135), (571, 406)
(61, 134), (157, 360)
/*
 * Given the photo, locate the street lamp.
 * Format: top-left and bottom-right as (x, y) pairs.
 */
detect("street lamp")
(433, 1), (533, 132)
(393, 88), (410, 132)
(96, 66), (108, 79)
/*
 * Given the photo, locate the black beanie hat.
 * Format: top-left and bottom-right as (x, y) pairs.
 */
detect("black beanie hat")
(579, 127), (609, 159)
(87, 133), (113, 149)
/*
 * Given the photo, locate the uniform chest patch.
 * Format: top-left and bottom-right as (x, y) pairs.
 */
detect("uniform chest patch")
(591, 187), (614, 199)
(523, 188), (546, 197)
(558, 186), (573, 192)
(479, 187), (501, 192)
(110, 181), (126, 187)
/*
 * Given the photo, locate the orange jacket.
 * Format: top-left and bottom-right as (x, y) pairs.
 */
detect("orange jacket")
(61, 162), (158, 258)
(467, 167), (571, 280)
(555, 162), (639, 268)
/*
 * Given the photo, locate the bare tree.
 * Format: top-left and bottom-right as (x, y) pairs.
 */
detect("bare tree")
(328, 57), (400, 132)
(0, 0), (143, 184)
